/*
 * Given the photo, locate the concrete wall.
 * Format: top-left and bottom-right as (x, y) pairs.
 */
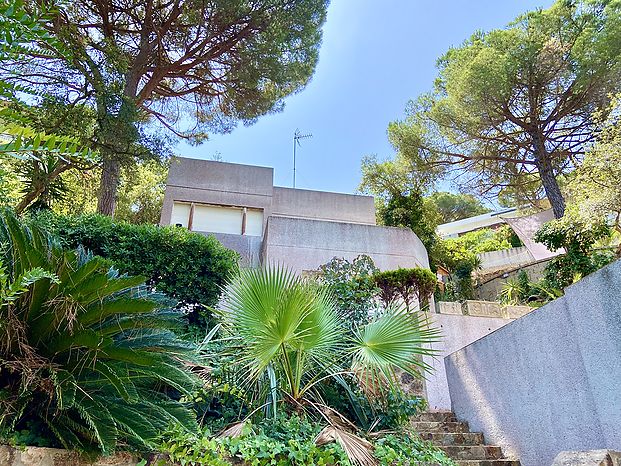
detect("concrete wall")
(161, 158), (376, 229)
(271, 187), (376, 225)
(477, 246), (534, 272)
(423, 313), (515, 411)
(445, 259), (621, 466)
(160, 158), (275, 229)
(262, 216), (429, 273)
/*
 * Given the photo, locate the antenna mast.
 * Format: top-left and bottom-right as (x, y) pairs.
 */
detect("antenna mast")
(293, 129), (312, 188)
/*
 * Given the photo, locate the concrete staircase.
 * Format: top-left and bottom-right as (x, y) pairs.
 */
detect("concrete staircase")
(411, 412), (520, 466)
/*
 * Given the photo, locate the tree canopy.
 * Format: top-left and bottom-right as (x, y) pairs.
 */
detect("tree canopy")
(2, 0), (329, 215)
(565, 97), (621, 233)
(425, 191), (490, 224)
(386, 0), (621, 218)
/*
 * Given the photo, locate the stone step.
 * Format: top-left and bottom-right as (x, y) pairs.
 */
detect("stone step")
(454, 461), (520, 466)
(410, 420), (471, 433)
(418, 431), (484, 446)
(414, 411), (457, 423)
(439, 445), (504, 460)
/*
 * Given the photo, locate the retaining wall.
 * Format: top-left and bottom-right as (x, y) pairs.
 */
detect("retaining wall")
(445, 259), (621, 466)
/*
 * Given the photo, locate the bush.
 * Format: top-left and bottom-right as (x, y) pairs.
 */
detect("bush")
(316, 255), (379, 326)
(374, 434), (455, 465)
(27, 212), (239, 328)
(374, 267), (437, 309)
(535, 218), (615, 289)
(161, 415), (350, 466)
(161, 414), (456, 466)
(0, 211), (201, 453)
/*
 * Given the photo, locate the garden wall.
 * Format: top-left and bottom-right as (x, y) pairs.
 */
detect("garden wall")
(0, 446), (139, 466)
(445, 259), (621, 466)
(423, 312), (515, 411)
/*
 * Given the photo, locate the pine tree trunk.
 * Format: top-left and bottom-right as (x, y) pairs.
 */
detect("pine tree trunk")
(97, 155), (121, 216)
(532, 132), (566, 219)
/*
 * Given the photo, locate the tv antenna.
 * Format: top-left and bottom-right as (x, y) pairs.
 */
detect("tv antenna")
(293, 129), (312, 188)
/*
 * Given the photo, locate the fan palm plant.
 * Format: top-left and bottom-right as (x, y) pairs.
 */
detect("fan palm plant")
(215, 266), (440, 464)
(0, 210), (201, 454)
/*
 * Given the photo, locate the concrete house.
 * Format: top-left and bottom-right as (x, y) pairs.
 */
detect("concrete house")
(160, 157), (429, 272)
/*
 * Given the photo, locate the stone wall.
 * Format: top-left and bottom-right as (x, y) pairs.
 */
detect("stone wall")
(0, 446), (139, 466)
(445, 259), (621, 466)
(436, 300), (533, 319)
(474, 257), (554, 301)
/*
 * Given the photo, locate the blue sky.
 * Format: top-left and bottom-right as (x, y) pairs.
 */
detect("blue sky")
(176, 1), (551, 200)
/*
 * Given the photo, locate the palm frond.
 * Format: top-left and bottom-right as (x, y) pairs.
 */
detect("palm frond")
(350, 304), (440, 393)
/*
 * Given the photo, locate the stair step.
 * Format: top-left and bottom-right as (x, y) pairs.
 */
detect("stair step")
(454, 461), (520, 466)
(439, 445), (504, 460)
(414, 411), (457, 423)
(418, 431), (484, 445)
(410, 421), (470, 433)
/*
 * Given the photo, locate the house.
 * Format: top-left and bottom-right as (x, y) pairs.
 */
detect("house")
(160, 157), (429, 273)
(436, 207), (517, 239)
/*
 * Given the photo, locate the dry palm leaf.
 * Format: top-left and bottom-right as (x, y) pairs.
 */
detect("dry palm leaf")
(217, 421), (246, 438)
(315, 426), (377, 466)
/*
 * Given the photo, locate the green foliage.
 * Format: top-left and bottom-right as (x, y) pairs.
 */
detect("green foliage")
(0, 3), (97, 212)
(373, 267), (437, 309)
(27, 212), (239, 329)
(0, 210), (201, 453)
(499, 270), (563, 307)
(359, 155), (439, 252)
(386, 0), (621, 218)
(161, 415), (349, 466)
(432, 227), (516, 301)
(2, 0), (330, 213)
(374, 434), (456, 466)
(566, 96), (621, 232)
(425, 191), (491, 224)
(115, 160), (168, 224)
(216, 266), (439, 418)
(316, 255), (379, 327)
(161, 414), (455, 466)
(535, 218), (615, 289)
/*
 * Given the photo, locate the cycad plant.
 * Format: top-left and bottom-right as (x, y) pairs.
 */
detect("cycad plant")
(0, 211), (200, 454)
(215, 266), (440, 464)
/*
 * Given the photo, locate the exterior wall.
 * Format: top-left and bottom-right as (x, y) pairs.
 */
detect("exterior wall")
(160, 158), (275, 230)
(261, 216), (429, 273)
(475, 257), (554, 301)
(208, 232), (263, 267)
(477, 246), (534, 272)
(271, 187), (376, 225)
(423, 313), (514, 411)
(445, 259), (621, 466)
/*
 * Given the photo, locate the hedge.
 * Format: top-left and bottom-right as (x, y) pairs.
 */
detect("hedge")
(28, 213), (239, 310)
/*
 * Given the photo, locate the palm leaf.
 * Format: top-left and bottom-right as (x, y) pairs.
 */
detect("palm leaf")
(349, 304), (440, 392)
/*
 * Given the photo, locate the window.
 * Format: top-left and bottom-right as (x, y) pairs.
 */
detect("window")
(171, 202), (263, 236)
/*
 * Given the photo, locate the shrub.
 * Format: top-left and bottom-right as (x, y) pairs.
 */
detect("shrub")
(374, 434), (456, 465)
(213, 266), (440, 464)
(535, 218), (615, 289)
(316, 255), (379, 327)
(374, 267), (437, 310)
(161, 415), (456, 466)
(0, 211), (201, 453)
(161, 415), (350, 466)
(27, 212), (239, 328)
